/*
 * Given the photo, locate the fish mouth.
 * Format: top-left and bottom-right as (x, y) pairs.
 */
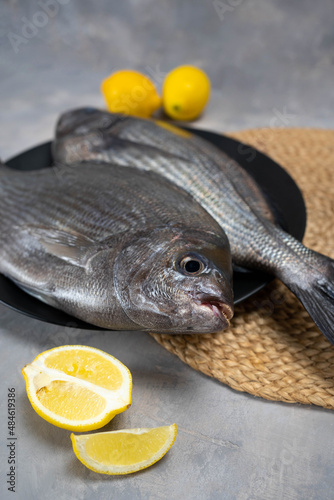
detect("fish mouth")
(199, 297), (234, 327)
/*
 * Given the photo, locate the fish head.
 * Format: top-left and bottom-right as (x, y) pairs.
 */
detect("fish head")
(114, 227), (234, 333)
(55, 107), (124, 138)
(53, 108), (130, 164)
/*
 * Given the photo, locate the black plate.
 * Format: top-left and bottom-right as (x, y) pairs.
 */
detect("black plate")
(3, 130), (306, 329)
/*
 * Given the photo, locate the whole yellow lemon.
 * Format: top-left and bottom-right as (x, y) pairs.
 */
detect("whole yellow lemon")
(162, 66), (211, 121)
(101, 70), (161, 118)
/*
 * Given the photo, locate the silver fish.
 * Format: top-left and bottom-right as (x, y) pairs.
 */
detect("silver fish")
(0, 162), (233, 332)
(53, 107), (334, 344)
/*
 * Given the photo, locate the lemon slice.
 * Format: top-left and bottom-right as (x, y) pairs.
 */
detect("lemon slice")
(22, 345), (132, 431)
(71, 424), (177, 475)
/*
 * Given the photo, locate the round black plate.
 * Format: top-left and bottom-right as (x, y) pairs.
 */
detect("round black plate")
(3, 130), (306, 329)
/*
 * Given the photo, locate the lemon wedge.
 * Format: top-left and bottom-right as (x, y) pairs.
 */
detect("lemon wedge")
(22, 345), (132, 431)
(71, 424), (177, 475)
(101, 70), (161, 118)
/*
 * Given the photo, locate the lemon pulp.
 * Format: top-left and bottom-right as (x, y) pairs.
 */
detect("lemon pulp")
(85, 427), (172, 466)
(36, 381), (107, 420)
(71, 424), (177, 474)
(44, 349), (123, 390)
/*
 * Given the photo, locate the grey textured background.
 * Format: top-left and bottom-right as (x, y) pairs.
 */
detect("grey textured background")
(1, 1), (334, 499)
(1, 0), (334, 158)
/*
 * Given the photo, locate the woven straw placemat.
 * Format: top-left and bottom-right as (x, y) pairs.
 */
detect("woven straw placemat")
(151, 128), (334, 409)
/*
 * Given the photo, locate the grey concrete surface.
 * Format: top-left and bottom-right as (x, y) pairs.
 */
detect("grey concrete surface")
(0, 1), (334, 499)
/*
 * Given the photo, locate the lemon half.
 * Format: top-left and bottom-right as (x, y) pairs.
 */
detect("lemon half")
(22, 345), (132, 431)
(71, 424), (177, 475)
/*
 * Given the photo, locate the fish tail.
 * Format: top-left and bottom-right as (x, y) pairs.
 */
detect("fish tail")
(279, 247), (334, 344)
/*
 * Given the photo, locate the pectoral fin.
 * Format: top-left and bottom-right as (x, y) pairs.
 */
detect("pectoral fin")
(23, 225), (97, 268)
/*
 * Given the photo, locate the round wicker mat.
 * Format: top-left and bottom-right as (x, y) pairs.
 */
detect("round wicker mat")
(151, 128), (334, 409)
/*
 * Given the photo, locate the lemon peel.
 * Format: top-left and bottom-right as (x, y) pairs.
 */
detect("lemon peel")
(162, 65), (211, 121)
(101, 70), (161, 118)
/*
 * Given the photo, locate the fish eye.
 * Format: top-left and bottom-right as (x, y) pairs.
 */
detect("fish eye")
(177, 254), (207, 276)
